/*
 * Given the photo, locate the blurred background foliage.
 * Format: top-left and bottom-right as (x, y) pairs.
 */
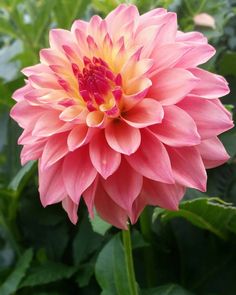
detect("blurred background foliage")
(0, 0), (236, 294)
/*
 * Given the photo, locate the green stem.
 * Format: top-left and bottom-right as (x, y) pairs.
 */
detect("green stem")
(139, 208), (157, 287)
(122, 227), (139, 295)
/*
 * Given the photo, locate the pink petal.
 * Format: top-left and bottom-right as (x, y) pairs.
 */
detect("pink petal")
(105, 120), (141, 155)
(197, 137), (230, 168)
(38, 160), (66, 207)
(22, 64), (52, 76)
(102, 159), (143, 212)
(149, 68), (199, 105)
(62, 197), (78, 224)
(194, 13), (216, 29)
(12, 83), (32, 102)
(175, 43), (215, 68)
(189, 68), (229, 98)
(67, 125), (97, 151)
(86, 111), (105, 128)
(130, 193), (147, 224)
(49, 29), (76, 52)
(21, 140), (45, 165)
(166, 146), (207, 191)
(141, 178), (186, 210)
(94, 183), (128, 229)
(126, 129), (174, 183)
(154, 12), (177, 46)
(63, 146), (97, 204)
(83, 176), (99, 218)
(89, 132), (121, 179)
(41, 132), (69, 170)
(150, 43), (190, 75)
(178, 96), (234, 139)
(59, 105), (87, 122)
(122, 98), (164, 128)
(176, 31), (207, 43)
(149, 105), (200, 147)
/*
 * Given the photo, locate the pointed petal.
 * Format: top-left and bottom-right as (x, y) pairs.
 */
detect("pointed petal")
(149, 68), (199, 105)
(149, 105), (200, 147)
(178, 96), (234, 139)
(62, 197), (78, 224)
(63, 146), (97, 203)
(189, 68), (229, 98)
(105, 120), (141, 155)
(94, 183), (128, 229)
(83, 176), (99, 218)
(67, 125), (97, 151)
(38, 160), (66, 207)
(102, 159), (143, 212)
(141, 178), (186, 210)
(198, 137), (230, 168)
(89, 132), (121, 179)
(126, 129), (174, 183)
(166, 146), (207, 191)
(122, 98), (164, 128)
(41, 132), (69, 169)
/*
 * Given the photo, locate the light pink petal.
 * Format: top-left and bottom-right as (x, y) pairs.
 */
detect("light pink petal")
(141, 178), (186, 210)
(102, 159), (143, 212)
(38, 160), (66, 207)
(94, 183), (128, 229)
(154, 12), (177, 46)
(149, 105), (200, 147)
(89, 132), (121, 179)
(10, 100), (44, 128)
(178, 96), (234, 139)
(150, 43), (190, 75)
(63, 146), (97, 204)
(176, 31), (207, 43)
(32, 111), (71, 137)
(49, 29), (76, 52)
(41, 132), (69, 169)
(194, 13), (216, 29)
(22, 64), (52, 76)
(12, 84), (32, 102)
(189, 68), (229, 98)
(62, 197), (78, 224)
(21, 140), (45, 165)
(67, 125), (97, 151)
(126, 129), (174, 183)
(40, 48), (67, 66)
(29, 74), (61, 90)
(86, 111), (105, 128)
(105, 120), (141, 155)
(197, 137), (230, 168)
(166, 146), (207, 191)
(83, 176), (99, 218)
(59, 105), (87, 122)
(122, 98), (164, 128)
(175, 43), (215, 68)
(149, 68), (199, 105)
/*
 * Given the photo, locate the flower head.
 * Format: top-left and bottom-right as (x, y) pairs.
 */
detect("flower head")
(11, 4), (233, 228)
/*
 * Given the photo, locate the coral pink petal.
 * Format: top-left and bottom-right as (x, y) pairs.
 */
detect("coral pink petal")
(122, 98), (164, 128)
(102, 159), (143, 212)
(38, 160), (66, 207)
(149, 68), (199, 105)
(63, 146), (97, 204)
(67, 125), (97, 151)
(141, 178), (186, 210)
(89, 132), (121, 179)
(154, 13), (177, 46)
(21, 140), (45, 165)
(83, 176), (99, 219)
(130, 194), (147, 225)
(178, 96), (234, 139)
(176, 31), (207, 43)
(198, 137), (230, 168)
(49, 29), (76, 52)
(59, 105), (87, 122)
(166, 146), (207, 191)
(62, 197), (78, 224)
(105, 120), (141, 155)
(41, 132), (69, 169)
(189, 68), (230, 98)
(149, 105), (200, 147)
(94, 183), (128, 230)
(126, 129), (174, 183)
(12, 84), (32, 102)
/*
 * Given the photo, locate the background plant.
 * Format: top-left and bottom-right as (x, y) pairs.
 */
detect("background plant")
(0, 0), (236, 294)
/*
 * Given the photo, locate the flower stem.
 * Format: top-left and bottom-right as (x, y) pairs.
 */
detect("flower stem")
(122, 226), (139, 295)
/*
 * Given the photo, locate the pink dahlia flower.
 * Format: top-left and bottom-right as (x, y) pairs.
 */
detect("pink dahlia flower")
(11, 4), (233, 228)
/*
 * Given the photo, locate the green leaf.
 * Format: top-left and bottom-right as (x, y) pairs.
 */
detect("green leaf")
(218, 52), (236, 76)
(142, 284), (193, 295)
(153, 198), (236, 239)
(73, 215), (103, 265)
(20, 262), (76, 287)
(0, 248), (33, 295)
(95, 233), (132, 295)
(8, 161), (36, 193)
(90, 210), (112, 235)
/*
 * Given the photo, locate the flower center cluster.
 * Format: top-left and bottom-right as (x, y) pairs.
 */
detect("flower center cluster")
(73, 56), (122, 116)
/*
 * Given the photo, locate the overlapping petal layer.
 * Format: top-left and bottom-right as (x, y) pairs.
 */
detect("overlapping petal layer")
(11, 4), (233, 228)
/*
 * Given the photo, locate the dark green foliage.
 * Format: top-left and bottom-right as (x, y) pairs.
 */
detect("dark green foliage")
(0, 0), (236, 294)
